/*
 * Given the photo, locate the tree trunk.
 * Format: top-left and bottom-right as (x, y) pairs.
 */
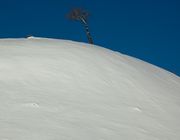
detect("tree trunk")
(80, 18), (94, 44)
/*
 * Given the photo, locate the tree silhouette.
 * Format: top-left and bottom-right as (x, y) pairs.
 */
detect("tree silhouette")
(68, 8), (94, 44)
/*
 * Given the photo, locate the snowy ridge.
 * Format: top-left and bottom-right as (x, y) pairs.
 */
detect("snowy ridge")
(0, 37), (180, 140)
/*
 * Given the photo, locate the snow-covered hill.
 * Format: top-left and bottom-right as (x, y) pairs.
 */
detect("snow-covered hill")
(0, 37), (180, 140)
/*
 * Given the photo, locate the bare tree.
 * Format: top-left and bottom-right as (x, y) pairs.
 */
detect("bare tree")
(68, 8), (94, 44)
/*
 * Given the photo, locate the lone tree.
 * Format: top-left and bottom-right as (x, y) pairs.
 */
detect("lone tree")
(68, 8), (94, 44)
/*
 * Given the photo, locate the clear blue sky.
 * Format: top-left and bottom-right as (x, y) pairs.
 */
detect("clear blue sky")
(0, 0), (179, 76)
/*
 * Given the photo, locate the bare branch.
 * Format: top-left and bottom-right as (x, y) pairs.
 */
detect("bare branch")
(67, 8), (89, 22)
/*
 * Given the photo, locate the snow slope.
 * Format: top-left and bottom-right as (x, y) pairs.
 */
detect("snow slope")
(0, 37), (180, 140)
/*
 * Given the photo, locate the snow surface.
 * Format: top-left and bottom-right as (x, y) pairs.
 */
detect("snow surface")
(0, 37), (180, 140)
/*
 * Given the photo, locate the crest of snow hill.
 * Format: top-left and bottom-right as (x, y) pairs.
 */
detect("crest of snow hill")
(0, 37), (180, 140)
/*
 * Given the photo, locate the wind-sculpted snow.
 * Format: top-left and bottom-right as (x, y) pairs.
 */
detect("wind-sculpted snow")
(0, 37), (180, 140)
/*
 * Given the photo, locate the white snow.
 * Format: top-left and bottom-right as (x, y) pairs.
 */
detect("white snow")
(0, 37), (180, 140)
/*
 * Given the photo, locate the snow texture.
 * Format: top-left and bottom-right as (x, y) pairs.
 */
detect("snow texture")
(0, 37), (180, 140)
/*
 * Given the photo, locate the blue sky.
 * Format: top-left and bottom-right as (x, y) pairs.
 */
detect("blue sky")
(0, 0), (179, 76)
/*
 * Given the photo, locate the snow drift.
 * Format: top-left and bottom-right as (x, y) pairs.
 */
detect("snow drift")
(0, 37), (180, 140)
